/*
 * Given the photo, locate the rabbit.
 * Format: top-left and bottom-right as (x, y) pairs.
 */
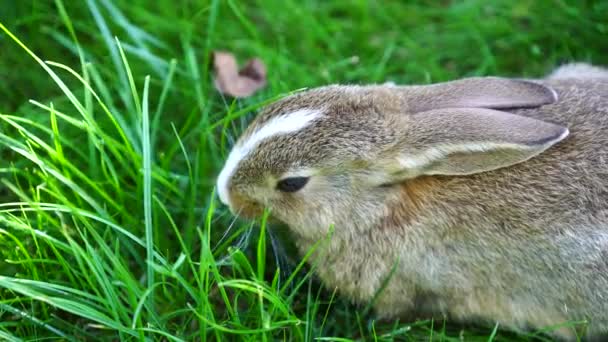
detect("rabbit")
(216, 63), (608, 341)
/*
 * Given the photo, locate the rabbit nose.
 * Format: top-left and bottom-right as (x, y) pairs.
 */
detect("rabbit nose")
(230, 192), (264, 219)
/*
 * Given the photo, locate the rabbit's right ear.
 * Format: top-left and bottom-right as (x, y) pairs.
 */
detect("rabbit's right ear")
(374, 107), (569, 182)
(403, 77), (558, 113)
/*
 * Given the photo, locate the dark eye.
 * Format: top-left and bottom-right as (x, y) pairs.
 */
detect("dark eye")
(276, 177), (309, 193)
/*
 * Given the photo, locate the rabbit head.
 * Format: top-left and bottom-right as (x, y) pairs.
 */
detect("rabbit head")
(216, 77), (567, 240)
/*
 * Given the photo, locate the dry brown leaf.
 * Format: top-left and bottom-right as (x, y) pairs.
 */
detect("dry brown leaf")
(212, 51), (267, 98)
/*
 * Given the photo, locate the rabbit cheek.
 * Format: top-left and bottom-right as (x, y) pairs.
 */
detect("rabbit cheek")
(384, 176), (438, 226)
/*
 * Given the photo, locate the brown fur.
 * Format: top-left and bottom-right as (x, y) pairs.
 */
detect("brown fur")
(217, 63), (608, 341)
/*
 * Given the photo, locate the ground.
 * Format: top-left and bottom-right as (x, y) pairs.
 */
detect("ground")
(0, 1), (607, 341)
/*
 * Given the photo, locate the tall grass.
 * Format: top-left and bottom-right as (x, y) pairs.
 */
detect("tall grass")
(0, 1), (607, 341)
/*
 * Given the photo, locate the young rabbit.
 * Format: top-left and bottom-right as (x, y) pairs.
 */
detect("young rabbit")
(216, 63), (608, 340)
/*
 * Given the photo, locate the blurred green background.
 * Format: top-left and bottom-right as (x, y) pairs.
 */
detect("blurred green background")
(0, 1), (606, 341)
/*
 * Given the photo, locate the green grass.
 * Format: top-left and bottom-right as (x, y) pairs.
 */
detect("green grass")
(0, 0), (606, 341)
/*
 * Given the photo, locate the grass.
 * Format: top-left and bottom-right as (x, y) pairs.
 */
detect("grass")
(0, 0), (607, 341)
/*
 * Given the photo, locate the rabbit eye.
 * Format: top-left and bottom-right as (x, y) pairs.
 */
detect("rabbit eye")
(276, 177), (309, 193)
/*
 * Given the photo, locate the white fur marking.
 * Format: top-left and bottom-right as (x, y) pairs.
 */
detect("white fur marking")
(217, 108), (323, 207)
(548, 86), (559, 103)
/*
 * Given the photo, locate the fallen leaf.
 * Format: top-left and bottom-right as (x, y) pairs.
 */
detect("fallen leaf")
(212, 51), (267, 98)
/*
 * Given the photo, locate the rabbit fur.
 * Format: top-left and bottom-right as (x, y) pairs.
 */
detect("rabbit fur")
(216, 63), (608, 340)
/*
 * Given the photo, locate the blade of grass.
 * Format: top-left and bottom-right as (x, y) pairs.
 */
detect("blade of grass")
(141, 75), (155, 316)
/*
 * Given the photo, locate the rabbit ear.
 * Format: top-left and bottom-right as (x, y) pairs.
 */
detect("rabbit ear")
(378, 108), (569, 181)
(404, 77), (558, 113)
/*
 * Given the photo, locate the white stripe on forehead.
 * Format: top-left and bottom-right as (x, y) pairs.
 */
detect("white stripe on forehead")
(217, 108), (323, 207)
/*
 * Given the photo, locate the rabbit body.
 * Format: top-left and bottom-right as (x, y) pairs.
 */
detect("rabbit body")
(217, 64), (608, 340)
(296, 79), (607, 340)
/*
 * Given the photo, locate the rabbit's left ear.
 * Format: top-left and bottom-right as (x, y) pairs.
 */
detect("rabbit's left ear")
(376, 108), (569, 181)
(402, 77), (558, 113)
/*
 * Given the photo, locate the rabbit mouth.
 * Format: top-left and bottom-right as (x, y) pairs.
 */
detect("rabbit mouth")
(234, 203), (264, 220)
(237, 206), (286, 225)
(229, 193), (264, 219)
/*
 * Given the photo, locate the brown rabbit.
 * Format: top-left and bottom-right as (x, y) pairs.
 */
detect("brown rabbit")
(216, 63), (608, 340)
